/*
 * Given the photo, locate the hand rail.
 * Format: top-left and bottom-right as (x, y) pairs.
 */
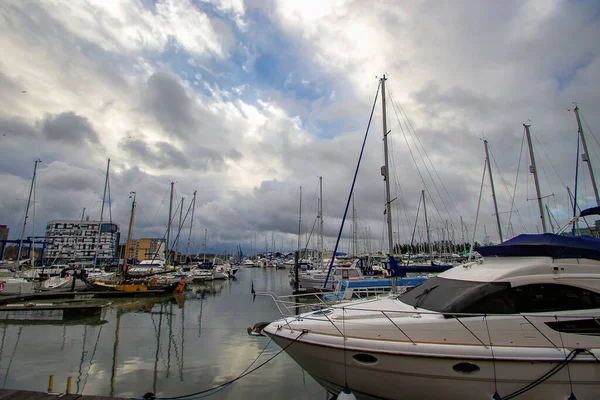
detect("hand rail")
(256, 291), (600, 358)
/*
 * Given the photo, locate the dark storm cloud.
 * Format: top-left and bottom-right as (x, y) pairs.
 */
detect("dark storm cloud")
(144, 72), (196, 138)
(122, 137), (192, 170)
(42, 111), (99, 145)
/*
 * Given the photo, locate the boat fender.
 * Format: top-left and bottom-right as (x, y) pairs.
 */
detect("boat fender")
(0, 281), (5, 292)
(337, 386), (357, 400)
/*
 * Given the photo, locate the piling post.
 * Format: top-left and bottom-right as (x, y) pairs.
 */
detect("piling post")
(66, 376), (72, 394)
(47, 375), (54, 392)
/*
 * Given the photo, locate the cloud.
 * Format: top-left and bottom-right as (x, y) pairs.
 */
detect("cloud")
(42, 111), (100, 145)
(1, 0), (599, 255)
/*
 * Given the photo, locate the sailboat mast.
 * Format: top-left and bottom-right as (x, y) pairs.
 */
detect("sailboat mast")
(166, 181), (174, 264)
(573, 106), (600, 205)
(177, 197), (184, 262)
(94, 159), (110, 267)
(352, 195), (356, 257)
(122, 192), (136, 276)
(185, 190), (197, 260)
(523, 124), (548, 233)
(484, 140), (503, 242)
(318, 176), (323, 265)
(380, 75), (394, 257)
(422, 190), (431, 255)
(203, 228), (207, 263)
(31, 170), (37, 268)
(297, 186), (302, 257)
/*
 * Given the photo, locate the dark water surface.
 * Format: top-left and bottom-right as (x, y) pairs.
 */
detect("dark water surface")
(0, 268), (327, 399)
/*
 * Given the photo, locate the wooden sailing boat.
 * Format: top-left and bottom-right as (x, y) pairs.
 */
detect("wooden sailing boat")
(82, 191), (185, 293)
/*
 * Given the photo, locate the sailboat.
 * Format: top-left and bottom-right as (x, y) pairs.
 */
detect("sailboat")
(82, 191), (185, 293)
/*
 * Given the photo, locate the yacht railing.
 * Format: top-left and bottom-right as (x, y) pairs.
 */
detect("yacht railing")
(255, 291), (600, 352)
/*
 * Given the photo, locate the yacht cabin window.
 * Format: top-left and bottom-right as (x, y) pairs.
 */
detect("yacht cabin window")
(399, 277), (600, 315)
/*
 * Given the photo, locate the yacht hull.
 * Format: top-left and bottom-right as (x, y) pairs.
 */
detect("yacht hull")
(267, 332), (600, 400)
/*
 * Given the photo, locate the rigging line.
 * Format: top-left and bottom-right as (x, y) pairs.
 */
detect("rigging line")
(506, 131), (528, 234)
(488, 145), (526, 233)
(387, 119), (413, 241)
(531, 131), (559, 196)
(306, 181), (319, 224)
(387, 88), (453, 228)
(152, 185), (172, 224)
(107, 169), (112, 224)
(386, 90), (441, 223)
(388, 86), (461, 226)
(581, 113), (600, 149)
(324, 80), (381, 288)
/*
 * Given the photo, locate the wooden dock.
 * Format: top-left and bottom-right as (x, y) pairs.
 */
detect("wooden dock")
(0, 303), (107, 323)
(0, 389), (125, 399)
(0, 290), (175, 305)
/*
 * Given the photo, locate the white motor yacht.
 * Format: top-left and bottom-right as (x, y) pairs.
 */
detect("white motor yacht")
(295, 263), (364, 290)
(263, 231), (600, 399)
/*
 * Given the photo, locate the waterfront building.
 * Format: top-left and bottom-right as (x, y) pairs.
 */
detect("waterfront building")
(124, 238), (165, 262)
(44, 219), (120, 263)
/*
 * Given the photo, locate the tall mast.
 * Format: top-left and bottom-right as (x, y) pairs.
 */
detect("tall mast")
(352, 195), (357, 257)
(177, 197), (184, 262)
(573, 105), (600, 205)
(523, 124), (548, 233)
(460, 216), (465, 252)
(484, 140), (503, 242)
(422, 190), (431, 255)
(30, 166), (37, 268)
(380, 75), (394, 257)
(318, 176), (323, 265)
(165, 181), (174, 264)
(122, 191), (136, 277)
(185, 190), (197, 261)
(203, 228), (207, 263)
(94, 159), (110, 267)
(77, 207), (86, 262)
(297, 186), (302, 257)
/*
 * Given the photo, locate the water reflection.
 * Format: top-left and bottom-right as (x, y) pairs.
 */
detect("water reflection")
(0, 269), (326, 399)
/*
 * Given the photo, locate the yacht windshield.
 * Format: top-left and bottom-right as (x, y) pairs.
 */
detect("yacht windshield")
(398, 277), (510, 313)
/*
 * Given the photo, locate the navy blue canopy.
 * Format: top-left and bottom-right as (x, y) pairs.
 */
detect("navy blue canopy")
(477, 233), (600, 261)
(580, 206), (600, 218)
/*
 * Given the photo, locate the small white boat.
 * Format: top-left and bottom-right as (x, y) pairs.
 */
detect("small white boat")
(0, 270), (35, 295)
(295, 264), (364, 290)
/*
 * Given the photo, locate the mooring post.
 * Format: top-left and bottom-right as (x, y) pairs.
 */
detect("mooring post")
(47, 375), (54, 392)
(66, 376), (72, 394)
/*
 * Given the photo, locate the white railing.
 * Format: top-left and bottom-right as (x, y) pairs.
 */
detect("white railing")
(256, 291), (600, 352)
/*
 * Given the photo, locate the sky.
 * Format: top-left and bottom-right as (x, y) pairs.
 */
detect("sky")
(1, 0), (599, 255)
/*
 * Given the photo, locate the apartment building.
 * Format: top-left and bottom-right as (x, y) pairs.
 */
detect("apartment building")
(44, 219), (120, 263)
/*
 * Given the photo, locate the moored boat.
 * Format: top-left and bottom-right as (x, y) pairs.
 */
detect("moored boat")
(262, 229), (600, 399)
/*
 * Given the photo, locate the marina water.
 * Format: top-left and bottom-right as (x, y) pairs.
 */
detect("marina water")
(0, 268), (327, 399)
